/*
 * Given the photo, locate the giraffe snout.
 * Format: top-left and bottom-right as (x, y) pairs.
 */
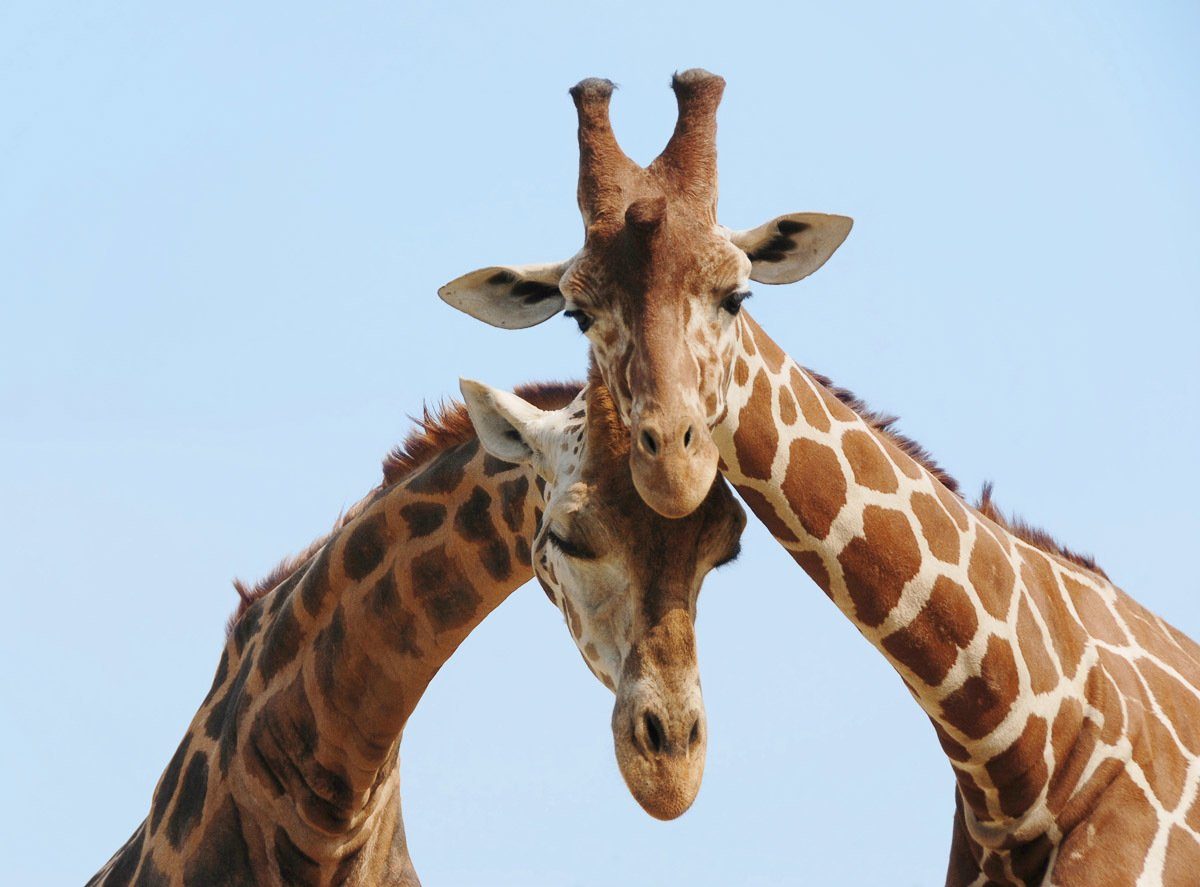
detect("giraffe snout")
(629, 411), (718, 519)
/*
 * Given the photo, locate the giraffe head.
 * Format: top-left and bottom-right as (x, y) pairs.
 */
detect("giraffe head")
(461, 375), (746, 820)
(441, 70), (852, 518)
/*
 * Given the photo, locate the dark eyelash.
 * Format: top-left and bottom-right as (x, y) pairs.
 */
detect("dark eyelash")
(714, 539), (742, 568)
(545, 528), (596, 560)
(720, 290), (752, 316)
(563, 309), (593, 334)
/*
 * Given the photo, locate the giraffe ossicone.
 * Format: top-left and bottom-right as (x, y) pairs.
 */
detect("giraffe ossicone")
(441, 70), (1200, 886)
(88, 375), (745, 885)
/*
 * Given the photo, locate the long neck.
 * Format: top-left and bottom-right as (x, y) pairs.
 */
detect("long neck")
(712, 313), (1097, 838)
(124, 438), (540, 885)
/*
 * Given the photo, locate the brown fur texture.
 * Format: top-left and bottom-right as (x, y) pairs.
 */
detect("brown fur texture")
(229, 381), (582, 628)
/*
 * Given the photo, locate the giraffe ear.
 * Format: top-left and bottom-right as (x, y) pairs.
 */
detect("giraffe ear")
(729, 213), (853, 285)
(460, 379), (551, 465)
(439, 261), (568, 329)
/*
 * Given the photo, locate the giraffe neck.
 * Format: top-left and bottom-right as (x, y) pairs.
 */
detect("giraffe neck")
(113, 435), (545, 885)
(712, 313), (1097, 834)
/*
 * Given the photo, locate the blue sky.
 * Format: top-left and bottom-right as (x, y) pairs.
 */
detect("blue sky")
(2, 2), (1197, 884)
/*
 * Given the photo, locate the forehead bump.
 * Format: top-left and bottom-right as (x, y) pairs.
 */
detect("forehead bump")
(625, 195), (667, 232)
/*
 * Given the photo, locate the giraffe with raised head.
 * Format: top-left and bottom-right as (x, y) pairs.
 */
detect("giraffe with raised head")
(88, 372), (745, 886)
(440, 70), (1200, 885)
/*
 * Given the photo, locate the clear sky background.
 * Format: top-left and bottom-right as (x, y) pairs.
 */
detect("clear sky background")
(2, 2), (1198, 884)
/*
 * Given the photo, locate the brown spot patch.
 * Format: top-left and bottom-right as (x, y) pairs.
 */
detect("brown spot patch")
(1096, 649), (1137, 745)
(734, 486), (797, 544)
(1020, 549), (1085, 680)
(246, 675), (355, 832)
(985, 714), (1048, 819)
(257, 599), (305, 684)
(940, 635), (1019, 740)
(967, 526), (1016, 620)
(1164, 827), (1200, 887)
(733, 355), (749, 387)
(1137, 658), (1200, 755)
(1051, 771), (1157, 885)
(165, 750), (209, 849)
(781, 438), (847, 540)
(399, 502), (446, 539)
(498, 475), (530, 534)
(183, 798), (253, 885)
(514, 536), (532, 567)
(1187, 792), (1200, 837)
(1047, 710), (1098, 816)
(1114, 592), (1200, 680)
(792, 549), (831, 597)
(1016, 595), (1059, 695)
(936, 482), (969, 531)
(366, 570), (423, 659)
(757, 328), (786, 374)
(838, 506), (921, 627)
(790, 368), (830, 432)
(911, 492), (960, 564)
(879, 434), (924, 482)
(882, 576), (977, 687)
(733, 370), (778, 481)
(842, 429), (898, 493)
(932, 719), (970, 762)
(1062, 576), (1126, 645)
(150, 734), (191, 833)
(777, 385), (797, 425)
(404, 438), (479, 496)
(954, 766), (989, 813)
(1135, 709), (1188, 809)
(563, 594), (583, 639)
(299, 545), (333, 619)
(342, 512), (388, 582)
(411, 545), (483, 633)
(819, 384), (858, 423)
(454, 486), (512, 581)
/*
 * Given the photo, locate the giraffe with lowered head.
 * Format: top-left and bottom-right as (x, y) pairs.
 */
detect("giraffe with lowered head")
(441, 70), (1200, 885)
(88, 371), (744, 886)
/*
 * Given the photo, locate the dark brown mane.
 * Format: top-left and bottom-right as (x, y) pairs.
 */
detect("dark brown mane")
(806, 368), (1105, 580)
(806, 369), (960, 494)
(228, 380), (583, 630)
(975, 481), (1107, 579)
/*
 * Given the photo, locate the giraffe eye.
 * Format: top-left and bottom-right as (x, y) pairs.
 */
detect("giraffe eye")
(721, 290), (751, 316)
(563, 309), (593, 334)
(545, 528), (596, 560)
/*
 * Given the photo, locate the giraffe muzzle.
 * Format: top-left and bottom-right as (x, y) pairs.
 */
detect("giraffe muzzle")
(629, 412), (719, 519)
(610, 610), (708, 820)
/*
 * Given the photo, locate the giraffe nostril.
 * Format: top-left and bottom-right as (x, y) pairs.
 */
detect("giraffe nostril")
(642, 712), (665, 755)
(640, 429), (659, 457)
(683, 425), (694, 449)
(688, 716), (702, 750)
